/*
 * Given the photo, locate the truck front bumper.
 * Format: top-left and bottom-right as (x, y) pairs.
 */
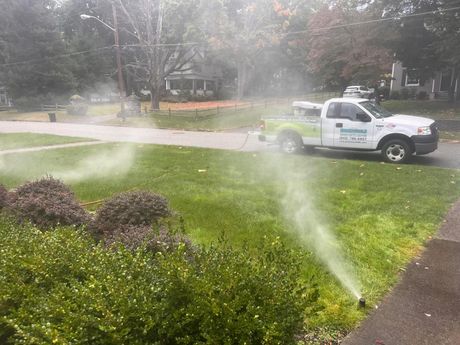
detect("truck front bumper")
(414, 140), (438, 155)
(412, 133), (439, 155)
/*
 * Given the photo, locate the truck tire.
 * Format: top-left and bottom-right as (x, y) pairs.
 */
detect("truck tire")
(381, 139), (412, 163)
(279, 133), (303, 154)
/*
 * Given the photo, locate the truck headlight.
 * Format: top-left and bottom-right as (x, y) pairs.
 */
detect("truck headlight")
(417, 126), (431, 135)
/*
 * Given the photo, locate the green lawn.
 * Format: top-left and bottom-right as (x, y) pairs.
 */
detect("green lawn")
(440, 131), (460, 141)
(384, 100), (460, 119)
(1, 134), (459, 338)
(0, 133), (93, 150)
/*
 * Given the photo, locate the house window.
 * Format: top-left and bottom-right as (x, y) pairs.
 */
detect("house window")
(170, 80), (180, 90)
(406, 69), (420, 86)
(169, 79), (193, 90)
(196, 80), (204, 90)
(182, 79), (193, 90)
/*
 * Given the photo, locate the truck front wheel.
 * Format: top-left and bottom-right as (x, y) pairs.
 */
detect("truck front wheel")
(279, 133), (303, 154)
(381, 139), (412, 163)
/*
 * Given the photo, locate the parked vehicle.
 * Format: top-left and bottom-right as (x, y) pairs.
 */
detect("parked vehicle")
(258, 98), (439, 163)
(343, 85), (373, 99)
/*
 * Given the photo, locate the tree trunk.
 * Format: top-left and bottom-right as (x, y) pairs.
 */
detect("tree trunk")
(448, 67), (458, 103)
(150, 84), (161, 110)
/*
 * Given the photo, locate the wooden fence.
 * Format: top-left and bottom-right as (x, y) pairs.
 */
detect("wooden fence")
(41, 104), (67, 112)
(17, 92), (341, 119)
(147, 92), (340, 121)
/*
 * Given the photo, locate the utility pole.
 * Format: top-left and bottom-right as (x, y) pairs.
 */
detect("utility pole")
(112, 4), (126, 113)
(81, 6), (126, 114)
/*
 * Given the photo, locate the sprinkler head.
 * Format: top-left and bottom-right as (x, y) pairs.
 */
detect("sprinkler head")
(358, 297), (366, 308)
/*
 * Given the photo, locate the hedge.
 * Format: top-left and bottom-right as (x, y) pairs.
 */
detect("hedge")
(0, 217), (316, 345)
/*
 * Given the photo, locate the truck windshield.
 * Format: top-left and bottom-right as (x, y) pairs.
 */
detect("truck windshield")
(360, 101), (393, 118)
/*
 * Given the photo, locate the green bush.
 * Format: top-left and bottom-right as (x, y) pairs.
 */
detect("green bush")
(0, 218), (316, 345)
(67, 95), (88, 115)
(67, 103), (88, 116)
(104, 224), (194, 255)
(390, 90), (400, 100)
(377, 86), (390, 100)
(400, 88), (410, 100)
(416, 91), (428, 100)
(161, 90), (189, 103)
(7, 176), (90, 230)
(189, 94), (216, 102)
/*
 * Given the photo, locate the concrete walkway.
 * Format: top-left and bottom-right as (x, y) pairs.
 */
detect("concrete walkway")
(0, 121), (263, 152)
(0, 141), (106, 155)
(342, 201), (460, 345)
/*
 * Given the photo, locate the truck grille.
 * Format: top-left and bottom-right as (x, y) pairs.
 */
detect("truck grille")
(431, 123), (439, 140)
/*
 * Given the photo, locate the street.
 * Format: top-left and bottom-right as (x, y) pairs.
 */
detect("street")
(0, 121), (459, 169)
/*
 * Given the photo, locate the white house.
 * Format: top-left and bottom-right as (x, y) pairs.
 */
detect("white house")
(390, 61), (459, 100)
(165, 48), (222, 97)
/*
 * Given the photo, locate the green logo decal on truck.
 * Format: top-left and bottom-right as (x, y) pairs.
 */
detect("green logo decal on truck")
(339, 128), (368, 143)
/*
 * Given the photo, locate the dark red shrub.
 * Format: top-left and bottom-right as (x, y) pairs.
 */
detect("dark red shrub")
(7, 176), (90, 230)
(91, 191), (171, 238)
(0, 184), (8, 209)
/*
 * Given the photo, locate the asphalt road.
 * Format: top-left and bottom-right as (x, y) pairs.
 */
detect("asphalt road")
(0, 121), (459, 169)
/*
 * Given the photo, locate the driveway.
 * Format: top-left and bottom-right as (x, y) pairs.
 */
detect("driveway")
(0, 121), (459, 169)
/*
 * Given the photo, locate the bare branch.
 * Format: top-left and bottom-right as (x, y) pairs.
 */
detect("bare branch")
(164, 47), (197, 77)
(114, 0), (147, 45)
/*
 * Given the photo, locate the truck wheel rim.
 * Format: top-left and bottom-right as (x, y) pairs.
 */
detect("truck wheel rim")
(386, 144), (405, 161)
(282, 138), (298, 154)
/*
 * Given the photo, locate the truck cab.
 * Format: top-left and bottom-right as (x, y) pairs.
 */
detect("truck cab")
(259, 98), (439, 163)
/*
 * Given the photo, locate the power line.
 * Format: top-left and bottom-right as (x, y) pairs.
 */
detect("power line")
(0, 46), (114, 68)
(286, 5), (460, 36)
(0, 42), (204, 68)
(122, 42), (201, 48)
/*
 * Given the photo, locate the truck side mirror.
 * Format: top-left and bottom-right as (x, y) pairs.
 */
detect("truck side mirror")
(356, 113), (371, 122)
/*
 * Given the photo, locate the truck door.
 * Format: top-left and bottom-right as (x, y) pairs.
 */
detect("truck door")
(334, 103), (374, 148)
(326, 103), (374, 149)
(320, 102), (340, 146)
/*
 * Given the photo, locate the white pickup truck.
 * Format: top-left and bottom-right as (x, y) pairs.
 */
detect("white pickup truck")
(258, 98), (439, 163)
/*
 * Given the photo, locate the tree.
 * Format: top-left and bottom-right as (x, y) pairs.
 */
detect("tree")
(306, 3), (394, 89)
(200, 0), (289, 99)
(0, 0), (77, 106)
(58, 0), (115, 95)
(112, 0), (203, 110)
